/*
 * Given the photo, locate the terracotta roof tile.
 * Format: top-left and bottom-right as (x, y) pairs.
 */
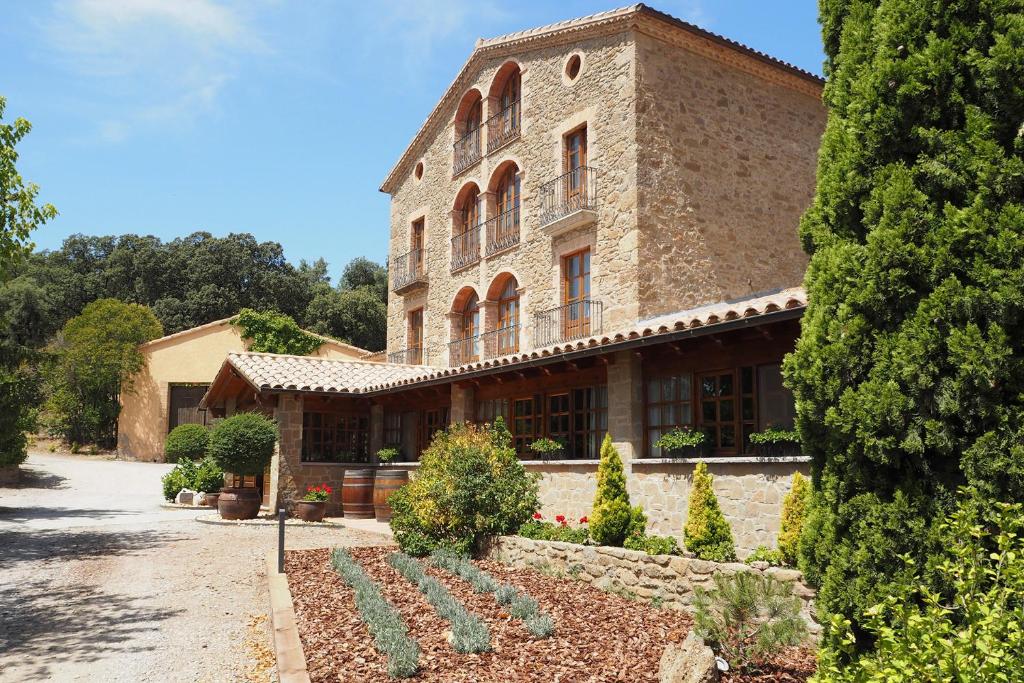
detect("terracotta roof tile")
(225, 353), (429, 395)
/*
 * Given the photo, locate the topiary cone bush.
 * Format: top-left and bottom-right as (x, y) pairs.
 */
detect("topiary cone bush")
(164, 423), (210, 463)
(208, 412), (278, 476)
(684, 461), (736, 562)
(778, 472), (810, 567)
(589, 434), (632, 546)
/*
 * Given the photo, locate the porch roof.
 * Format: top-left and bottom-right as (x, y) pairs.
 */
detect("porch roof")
(201, 287), (806, 405)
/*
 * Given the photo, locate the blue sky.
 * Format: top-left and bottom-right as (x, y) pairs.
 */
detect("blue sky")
(2, 0), (824, 282)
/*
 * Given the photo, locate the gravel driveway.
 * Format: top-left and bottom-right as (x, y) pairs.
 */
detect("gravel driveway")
(0, 453), (389, 683)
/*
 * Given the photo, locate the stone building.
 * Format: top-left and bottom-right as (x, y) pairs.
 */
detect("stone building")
(202, 5), (825, 555)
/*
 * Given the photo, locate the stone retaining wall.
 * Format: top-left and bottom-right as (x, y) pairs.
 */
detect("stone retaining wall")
(484, 535), (819, 636)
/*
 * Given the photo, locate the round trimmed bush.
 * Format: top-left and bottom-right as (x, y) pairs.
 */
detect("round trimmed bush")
(208, 413), (278, 476)
(164, 423), (210, 462)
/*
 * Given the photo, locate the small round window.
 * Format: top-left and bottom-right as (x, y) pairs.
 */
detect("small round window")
(414, 161), (424, 181)
(565, 54), (582, 82)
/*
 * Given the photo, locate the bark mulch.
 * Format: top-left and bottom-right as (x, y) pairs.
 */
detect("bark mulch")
(286, 546), (692, 683)
(721, 647), (817, 683)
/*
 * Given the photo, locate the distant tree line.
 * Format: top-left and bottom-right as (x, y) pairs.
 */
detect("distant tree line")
(0, 231), (388, 352)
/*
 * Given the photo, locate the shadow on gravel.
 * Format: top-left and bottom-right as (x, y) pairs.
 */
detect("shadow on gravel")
(0, 526), (188, 566)
(0, 578), (184, 678)
(10, 466), (68, 490)
(0, 506), (141, 524)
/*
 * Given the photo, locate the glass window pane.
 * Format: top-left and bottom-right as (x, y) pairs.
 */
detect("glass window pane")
(742, 397), (755, 421)
(702, 377), (716, 397)
(679, 374), (691, 400)
(720, 399), (734, 422)
(742, 366), (754, 394)
(648, 406), (660, 426)
(647, 382), (660, 403)
(680, 403), (692, 425)
(662, 404), (676, 427)
(721, 425), (736, 447)
(719, 374), (734, 396)
(702, 401), (717, 422)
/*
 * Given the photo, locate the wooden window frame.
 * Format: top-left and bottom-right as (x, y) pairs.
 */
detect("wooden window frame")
(644, 374), (694, 458)
(407, 308), (424, 363)
(301, 410), (370, 463)
(561, 248), (592, 339)
(496, 277), (520, 354)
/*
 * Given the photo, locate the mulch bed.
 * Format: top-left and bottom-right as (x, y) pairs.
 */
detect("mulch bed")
(286, 546), (692, 682)
(721, 647), (817, 683)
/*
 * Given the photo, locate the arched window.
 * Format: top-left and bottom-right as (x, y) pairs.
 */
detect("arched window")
(454, 292), (480, 364)
(487, 163), (521, 255)
(496, 277), (519, 355)
(454, 91), (483, 174)
(488, 65), (521, 151)
(452, 184), (481, 270)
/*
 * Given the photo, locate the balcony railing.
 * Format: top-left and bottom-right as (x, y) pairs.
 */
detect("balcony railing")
(450, 225), (481, 271)
(447, 325), (520, 366)
(538, 166), (598, 227)
(447, 335), (480, 366)
(486, 100), (520, 152)
(391, 248), (427, 293)
(483, 207), (520, 255)
(388, 346), (430, 365)
(453, 127), (482, 175)
(533, 300), (603, 347)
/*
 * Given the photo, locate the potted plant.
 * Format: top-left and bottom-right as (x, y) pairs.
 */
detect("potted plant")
(528, 437), (564, 462)
(296, 484), (331, 522)
(654, 427), (710, 458)
(208, 412), (278, 520)
(748, 426), (801, 458)
(373, 447), (408, 522)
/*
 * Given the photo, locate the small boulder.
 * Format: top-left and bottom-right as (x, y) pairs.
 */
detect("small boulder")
(659, 631), (719, 683)
(175, 489), (195, 506)
(193, 492), (207, 506)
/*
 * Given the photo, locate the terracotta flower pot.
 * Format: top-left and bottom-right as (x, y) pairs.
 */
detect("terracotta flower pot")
(217, 487), (261, 520)
(295, 500), (327, 522)
(205, 493), (220, 508)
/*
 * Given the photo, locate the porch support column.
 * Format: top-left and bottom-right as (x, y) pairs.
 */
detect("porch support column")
(369, 403), (384, 461)
(606, 350), (643, 463)
(271, 393), (303, 513)
(450, 382), (475, 424)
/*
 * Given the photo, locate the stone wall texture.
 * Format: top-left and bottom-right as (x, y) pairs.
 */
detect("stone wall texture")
(531, 458), (809, 558)
(485, 535), (819, 635)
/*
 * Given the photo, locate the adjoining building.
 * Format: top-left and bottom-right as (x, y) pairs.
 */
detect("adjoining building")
(202, 4), (825, 555)
(117, 317), (369, 462)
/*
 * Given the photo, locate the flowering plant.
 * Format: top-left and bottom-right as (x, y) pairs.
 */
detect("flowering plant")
(303, 484), (332, 502)
(579, 516), (589, 524)
(533, 512), (543, 520)
(555, 514), (567, 526)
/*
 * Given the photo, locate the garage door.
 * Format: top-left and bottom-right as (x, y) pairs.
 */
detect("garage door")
(168, 384), (210, 432)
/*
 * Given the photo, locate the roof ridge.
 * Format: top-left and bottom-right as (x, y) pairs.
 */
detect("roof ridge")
(141, 313), (371, 354)
(227, 350), (435, 368)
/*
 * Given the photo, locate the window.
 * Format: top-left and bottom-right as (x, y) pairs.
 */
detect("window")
(496, 277), (519, 354)
(421, 408), (449, 450)
(499, 69), (520, 115)
(301, 411), (369, 463)
(495, 165), (520, 240)
(407, 308), (424, 364)
(458, 293), (480, 363)
(645, 374), (693, 457)
(466, 98), (482, 134)
(411, 218), (425, 272)
(571, 386), (607, 459)
(562, 249), (592, 339)
(564, 126), (588, 199)
(384, 412), (402, 447)
(459, 186), (481, 233)
(757, 364), (796, 430)
(512, 396), (540, 456)
(547, 393), (571, 446)
(414, 161), (424, 181)
(565, 54), (582, 81)
(476, 398), (509, 424)
(453, 186), (481, 270)
(699, 372), (738, 452)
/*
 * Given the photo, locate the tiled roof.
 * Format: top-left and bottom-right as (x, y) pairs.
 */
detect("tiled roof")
(140, 315), (371, 356)
(361, 287), (807, 392)
(379, 4), (823, 193)
(224, 353), (429, 395)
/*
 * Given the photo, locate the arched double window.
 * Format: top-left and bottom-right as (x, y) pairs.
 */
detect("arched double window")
(452, 183), (482, 270)
(488, 63), (521, 151)
(454, 90), (483, 174)
(486, 162), (521, 255)
(450, 288), (480, 365)
(485, 274), (520, 357)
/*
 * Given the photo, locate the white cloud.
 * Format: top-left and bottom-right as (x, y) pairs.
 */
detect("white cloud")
(44, 0), (262, 141)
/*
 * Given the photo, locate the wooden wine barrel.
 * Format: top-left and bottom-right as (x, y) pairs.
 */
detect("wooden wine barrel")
(342, 469), (376, 519)
(373, 470), (409, 522)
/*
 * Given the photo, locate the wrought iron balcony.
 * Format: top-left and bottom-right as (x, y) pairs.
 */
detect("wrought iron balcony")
(538, 166), (598, 236)
(447, 325), (520, 366)
(387, 346), (430, 365)
(484, 207), (520, 256)
(391, 248), (427, 294)
(453, 127), (482, 175)
(450, 225), (481, 272)
(486, 100), (520, 153)
(533, 300), (603, 347)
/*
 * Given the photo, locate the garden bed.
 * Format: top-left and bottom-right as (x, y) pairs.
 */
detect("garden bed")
(286, 546), (692, 682)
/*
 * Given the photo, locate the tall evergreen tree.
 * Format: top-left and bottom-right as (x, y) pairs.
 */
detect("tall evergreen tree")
(784, 0), (1024, 655)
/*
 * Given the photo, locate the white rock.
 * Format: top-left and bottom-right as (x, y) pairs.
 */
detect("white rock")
(658, 631), (719, 683)
(175, 489), (195, 505)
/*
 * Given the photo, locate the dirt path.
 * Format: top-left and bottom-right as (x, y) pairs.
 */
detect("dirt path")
(0, 453), (388, 682)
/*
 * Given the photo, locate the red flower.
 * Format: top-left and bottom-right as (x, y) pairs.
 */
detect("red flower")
(533, 512), (543, 520)
(555, 515), (566, 523)
(579, 516), (589, 524)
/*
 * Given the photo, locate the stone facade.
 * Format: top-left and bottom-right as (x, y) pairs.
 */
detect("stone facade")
(485, 535), (818, 634)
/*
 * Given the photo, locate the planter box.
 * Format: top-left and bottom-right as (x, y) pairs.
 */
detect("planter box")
(752, 441), (801, 458)
(660, 442), (711, 459)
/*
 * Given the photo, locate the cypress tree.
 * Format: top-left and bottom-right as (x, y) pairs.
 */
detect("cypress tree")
(784, 0), (1024, 654)
(589, 434), (632, 546)
(683, 461), (735, 562)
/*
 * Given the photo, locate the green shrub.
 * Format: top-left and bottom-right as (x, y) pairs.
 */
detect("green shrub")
(161, 458), (197, 501)
(654, 427), (707, 451)
(816, 492), (1024, 682)
(164, 423), (209, 462)
(624, 533), (680, 556)
(388, 552), (490, 653)
(589, 434), (632, 546)
(517, 515), (589, 545)
(388, 422), (539, 556)
(777, 472), (810, 567)
(527, 437), (564, 459)
(193, 456), (225, 493)
(747, 427), (800, 445)
(331, 549), (419, 678)
(684, 461), (736, 562)
(625, 504), (648, 541)
(232, 308), (322, 355)
(745, 546), (784, 567)
(376, 447), (400, 463)
(207, 412), (277, 476)
(693, 571), (807, 672)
